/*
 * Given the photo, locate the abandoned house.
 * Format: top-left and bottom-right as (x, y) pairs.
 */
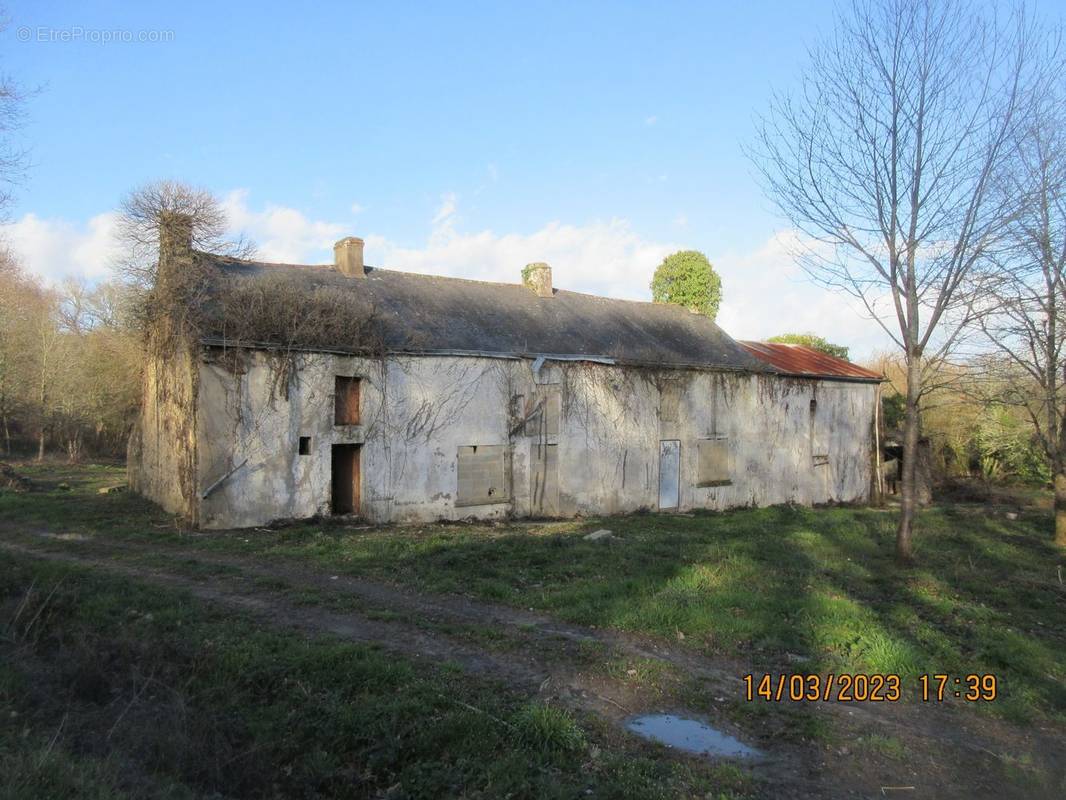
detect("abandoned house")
(128, 216), (883, 529)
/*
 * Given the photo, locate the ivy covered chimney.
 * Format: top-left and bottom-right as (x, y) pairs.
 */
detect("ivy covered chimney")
(158, 211), (193, 260)
(522, 262), (553, 298)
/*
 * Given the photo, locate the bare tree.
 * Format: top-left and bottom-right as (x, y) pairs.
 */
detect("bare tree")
(57, 277), (137, 334)
(750, 0), (1048, 562)
(27, 283), (62, 460)
(976, 83), (1066, 546)
(0, 16), (28, 220)
(0, 248), (33, 453)
(116, 179), (254, 289)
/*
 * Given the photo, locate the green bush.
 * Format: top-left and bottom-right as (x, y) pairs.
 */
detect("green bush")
(882, 392), (905, 431)
(972, 406), (1050, 485)
(650, 250), (722, 320)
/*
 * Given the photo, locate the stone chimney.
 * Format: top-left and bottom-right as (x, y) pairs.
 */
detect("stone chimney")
(523, 262), (553, 298)
(158, 211), (193, 260)
(155, 211), (194, 291)
(334, 237), (365, 278)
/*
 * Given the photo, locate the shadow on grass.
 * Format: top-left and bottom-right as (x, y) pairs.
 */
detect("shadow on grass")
(6, 465), (1064, 727)
(283, 503), (1065, 722)
(7, 465), (1066, 795)
(6, 467), (1065, 741)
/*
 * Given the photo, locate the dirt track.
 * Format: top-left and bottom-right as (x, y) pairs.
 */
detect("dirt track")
(2, 524), (1064, 799)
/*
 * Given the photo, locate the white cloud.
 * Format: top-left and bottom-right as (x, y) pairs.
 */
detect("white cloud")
(221, 189), (347, 263)
(673, 214), (688, 229)
(374, 214), (892, 357)
(1, 211), (119, 284)
(645, 115), (658, 126)
(219, 190), (678, 301)
(350, 203), (365, 215)
(712, 230), (893, 360)
(370, 215), (678, 303)
(1, 190), (894, 359)
(431, 192), (459, 229)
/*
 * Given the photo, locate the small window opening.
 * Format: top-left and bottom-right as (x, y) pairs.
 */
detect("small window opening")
(298, 436), (311, 456)
(334, 376), (361, 425)
(810, 397), (829, 465)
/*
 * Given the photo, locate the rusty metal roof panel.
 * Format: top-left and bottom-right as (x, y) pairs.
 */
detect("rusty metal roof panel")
(738, 341), (883, 382)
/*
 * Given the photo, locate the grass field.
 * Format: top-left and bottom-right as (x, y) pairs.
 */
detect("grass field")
(4, 462), (1062, 723)
(2, 462), (1065, 798)
(1, 552), (746, 800)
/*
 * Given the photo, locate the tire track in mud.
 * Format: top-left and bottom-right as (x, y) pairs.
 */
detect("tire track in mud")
(0, 539), (547, 684)
(0, 535), (749, 734)
(3, 526), (1063, 800)
(0, 527), (1035, 738)
(2, 523), (747, 695)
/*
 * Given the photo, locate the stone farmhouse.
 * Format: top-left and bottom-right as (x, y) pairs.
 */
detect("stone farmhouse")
(128, 217), (882, 529)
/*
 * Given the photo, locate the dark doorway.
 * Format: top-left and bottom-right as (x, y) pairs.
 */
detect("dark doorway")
(331, 444), (361, 514)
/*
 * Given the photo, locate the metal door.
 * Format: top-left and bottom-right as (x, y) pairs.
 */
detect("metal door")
(658, 440), (680, 510)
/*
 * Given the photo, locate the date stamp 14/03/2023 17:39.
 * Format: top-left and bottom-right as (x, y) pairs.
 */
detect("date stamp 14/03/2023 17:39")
(743, 673), (999, 703)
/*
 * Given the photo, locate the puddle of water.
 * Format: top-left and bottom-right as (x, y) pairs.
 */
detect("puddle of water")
(625, 714), (761, 759)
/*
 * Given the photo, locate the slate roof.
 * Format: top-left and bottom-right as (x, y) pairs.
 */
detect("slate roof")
(738, 341), (883, 382)
(201, 254), (773, 373)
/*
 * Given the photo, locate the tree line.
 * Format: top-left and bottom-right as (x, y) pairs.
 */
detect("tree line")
(0, 253), (142, 460)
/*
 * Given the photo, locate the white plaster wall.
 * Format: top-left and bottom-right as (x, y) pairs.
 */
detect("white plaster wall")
(553, 365), (875, 516)
(197, 351), (521, 528)
(193, 351), (876, 528)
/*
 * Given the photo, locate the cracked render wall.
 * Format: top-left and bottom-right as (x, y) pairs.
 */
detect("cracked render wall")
(191, 350), (877, 529)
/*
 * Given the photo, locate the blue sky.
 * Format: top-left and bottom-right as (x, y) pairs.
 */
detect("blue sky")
(4, 0), (1063, 358)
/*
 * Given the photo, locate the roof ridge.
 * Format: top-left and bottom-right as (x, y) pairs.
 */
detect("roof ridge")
(201, 251), (710, 315)
(201, 252), (774, 373)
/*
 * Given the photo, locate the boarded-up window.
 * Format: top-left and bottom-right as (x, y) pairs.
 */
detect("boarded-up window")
(335, 376), (361, 425)
(660, 383), (680, 423)
(456, 445), (511, 506)
(697, 438), (731, 487)
(525, 386), (561, 437)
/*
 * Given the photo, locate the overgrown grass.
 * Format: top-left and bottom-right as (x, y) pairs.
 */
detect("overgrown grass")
(0, 551), (748, 799)
(512, 703), (587, 753)
(4, 463), (1065, 723)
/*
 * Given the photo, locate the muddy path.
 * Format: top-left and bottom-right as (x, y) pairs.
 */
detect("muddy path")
(1, 525), (1064, 799)
(0, 521), (754, 698)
